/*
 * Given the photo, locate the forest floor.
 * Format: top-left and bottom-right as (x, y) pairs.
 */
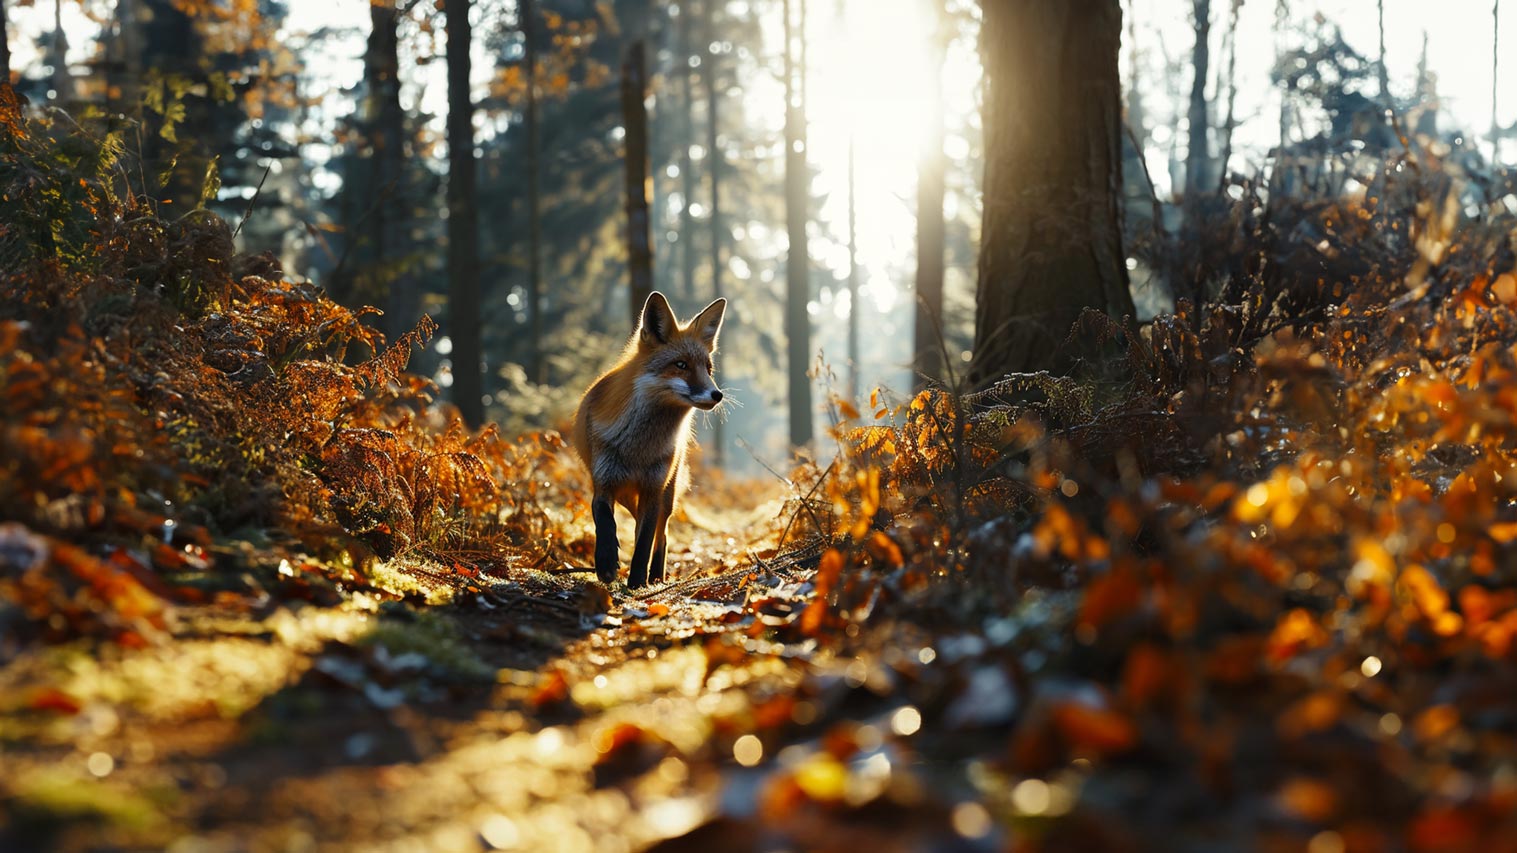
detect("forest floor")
(1, 482), (1013, 853)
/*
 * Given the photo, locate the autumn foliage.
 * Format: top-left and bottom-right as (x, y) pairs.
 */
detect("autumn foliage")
(0, 89), (585, 647)
(792, 143), (1517, 846)
(9, 72), (1517, 848)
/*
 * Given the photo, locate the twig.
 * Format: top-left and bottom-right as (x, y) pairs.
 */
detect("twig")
(774, 457), (836, 552)
(736, 437), (793, 487)
(232, 161), (273, 242)
(1124, 121), (1168, 246)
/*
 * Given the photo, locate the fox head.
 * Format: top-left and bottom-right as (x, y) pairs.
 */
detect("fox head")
(635, 291), (726, 411)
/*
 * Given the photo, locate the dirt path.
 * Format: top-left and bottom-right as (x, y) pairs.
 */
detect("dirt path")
(0, 484), (999, 852)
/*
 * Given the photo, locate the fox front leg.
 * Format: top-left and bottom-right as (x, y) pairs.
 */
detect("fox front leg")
(649, 527), (668, 585)
(627, 488), (664, 590)
(648, 480), (677, 585)
(592, 494), (619, 585)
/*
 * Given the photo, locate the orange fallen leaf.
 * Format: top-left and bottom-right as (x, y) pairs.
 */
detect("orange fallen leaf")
(27, 687), (82, 715)
(1051, 701), (1138, 755)
(1277, 776), (1339, 822)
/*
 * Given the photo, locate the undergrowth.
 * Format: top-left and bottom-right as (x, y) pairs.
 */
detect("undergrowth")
(0, 90), (590, 648)
(783, 128), (1517, 846)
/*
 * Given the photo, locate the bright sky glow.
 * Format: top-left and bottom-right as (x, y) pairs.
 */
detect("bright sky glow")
(802, 0), (984, 318)
(1129, 0), (1511, 193)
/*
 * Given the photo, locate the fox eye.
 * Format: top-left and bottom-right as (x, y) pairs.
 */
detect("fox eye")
(675, 360), (689, 370)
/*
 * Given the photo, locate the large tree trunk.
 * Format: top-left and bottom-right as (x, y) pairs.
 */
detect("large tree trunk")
(446, 0), (484, 427)
(705, 0), (725, 465)
(912, 2), (947, 392)
(367, 0), (413, 342)
(1184, 0), (1211, 197)
(783, 0), (813, 448)
(523, 0), (545, 382)
(968, 0), (1135, 387)
(622, 40), (654, 326)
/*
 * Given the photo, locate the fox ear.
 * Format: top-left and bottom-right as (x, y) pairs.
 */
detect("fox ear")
(639, 292), (677, 345)
(691, 298), (726, 350)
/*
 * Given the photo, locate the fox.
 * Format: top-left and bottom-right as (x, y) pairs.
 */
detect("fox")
(573, 291), (726, 589)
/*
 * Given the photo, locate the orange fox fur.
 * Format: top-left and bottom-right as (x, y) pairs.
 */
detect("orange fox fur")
(573, 292), (726, 588)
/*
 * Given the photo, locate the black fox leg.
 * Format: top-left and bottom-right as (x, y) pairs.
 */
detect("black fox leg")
(628, 511), (658, 589)
(592, 495), (619, 584)
(649, 528), (667, 585)
(649, 485), (676, 584)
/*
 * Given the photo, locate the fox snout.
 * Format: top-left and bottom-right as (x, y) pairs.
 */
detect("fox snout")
(670, 376), (722, 410)
(689, 386), (723, 410)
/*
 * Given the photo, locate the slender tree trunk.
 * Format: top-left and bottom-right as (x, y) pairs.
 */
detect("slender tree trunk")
(783, 0), (813, 448)
(705, 0), (725, 465)
(1377, 0), (1390, 101)
(623, 40), (654, 325)
(1185, 0), (1211, 197)
(523, 0), (545, 382)
(912, 1), (947, 392)
(1216, 0), (1239, 190)
(847, 133), (859, 402)
(51, 0), (71, 100)
(647, 19), (665, 296)
(968, 0), (1135, 386)
(678, 2), (699, 303)
(1415, 30), (1438, 137)
(1274, 0), (1291, 187)
(446, 0), (483, 427)
(103, 0), (133, 113)
(1494, 0), (1502, 161)
(1, 0), (12, 88)
(1126, 2), (1144, 146)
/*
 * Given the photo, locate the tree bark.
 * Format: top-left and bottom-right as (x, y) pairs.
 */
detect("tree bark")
(783, 0), (813, 448)
(622, 40), (654, 326)
(51, 0), (71, 101)
(523, 0), (545, 382)
(366, 0), (413, 342)
(1217, 0), (1239, 189)
(968, 0), (1135, 387)
(1494, 0), (1502, 160)
(1, 0), (11, 88)
(447, 0), (483, 427)
(1126, 6), (1144, 146)
(1184, 0), (1211, 197)
(1415, 31), (1438, 137)
(912, 1), (947, 392)
(1377, 0), (1390, 101)
(705, 0), (725, 465)
(678, 1), (698, 302)
(1274, 0), (1291, 156)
